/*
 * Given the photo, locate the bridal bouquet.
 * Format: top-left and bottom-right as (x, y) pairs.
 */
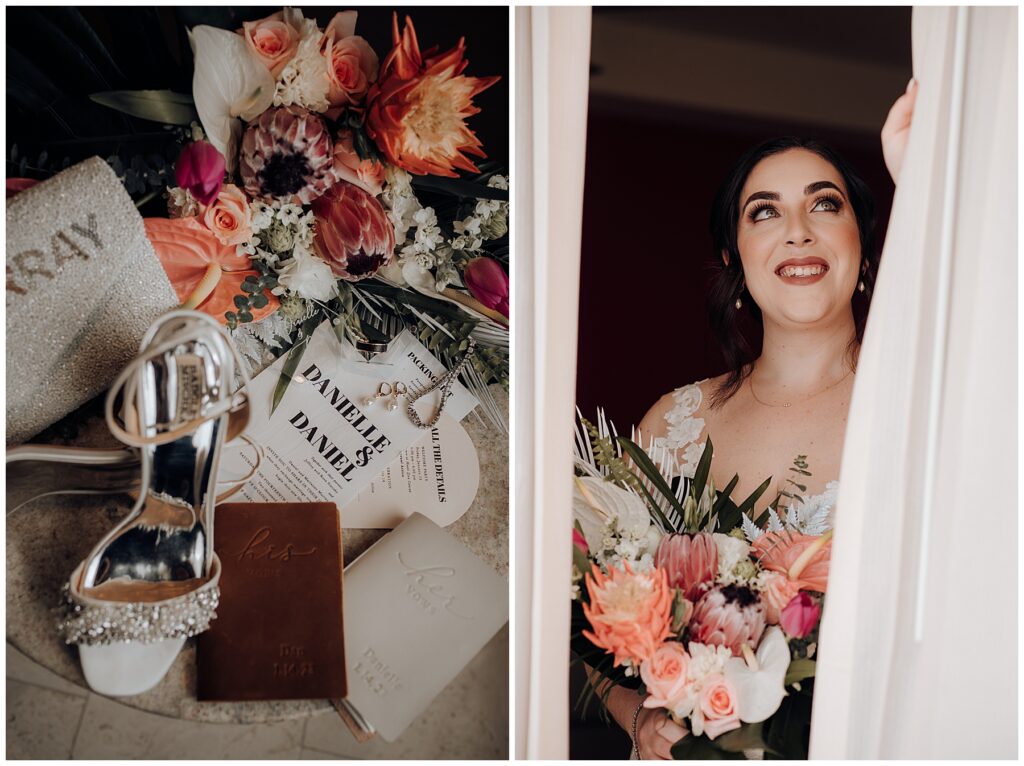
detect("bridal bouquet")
(571, 412), (833, 759)
(14, 8), (508, 426)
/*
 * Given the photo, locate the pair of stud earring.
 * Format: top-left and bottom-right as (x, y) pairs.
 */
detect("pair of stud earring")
(364, 381), (408, 412)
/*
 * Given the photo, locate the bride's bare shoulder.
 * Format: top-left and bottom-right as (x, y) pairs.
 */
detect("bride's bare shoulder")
(637, 374), (726, 443)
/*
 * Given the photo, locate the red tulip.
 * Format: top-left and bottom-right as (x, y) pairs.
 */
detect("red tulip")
(175, 140), (226, 206)
(778, 592), (821, 639)
(463, 257), (509, 318)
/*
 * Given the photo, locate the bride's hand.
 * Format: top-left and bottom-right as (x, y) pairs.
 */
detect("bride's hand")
(634, 707), (689, 760)
(881, 78), (919, 184)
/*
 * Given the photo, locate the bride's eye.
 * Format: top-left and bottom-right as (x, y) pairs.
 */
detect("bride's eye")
(812, 194), (843, 213)
(748, 202), (777, 222)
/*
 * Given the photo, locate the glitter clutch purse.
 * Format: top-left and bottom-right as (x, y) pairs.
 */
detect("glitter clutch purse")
(5, 157), (179, 445)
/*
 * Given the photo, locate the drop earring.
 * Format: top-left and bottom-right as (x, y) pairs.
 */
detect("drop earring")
(858, 280), (866, 293)
(735, 297), (743, 310)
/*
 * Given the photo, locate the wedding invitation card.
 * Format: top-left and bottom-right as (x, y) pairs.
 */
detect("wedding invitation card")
(345, 413), (480, 528)
(222, 322), (477, 522)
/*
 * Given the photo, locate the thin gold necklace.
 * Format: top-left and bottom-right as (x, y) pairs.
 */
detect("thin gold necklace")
(748, 368), (853, 409)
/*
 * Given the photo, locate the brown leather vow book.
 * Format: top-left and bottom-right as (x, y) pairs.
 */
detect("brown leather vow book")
(197, 502), (347, 701)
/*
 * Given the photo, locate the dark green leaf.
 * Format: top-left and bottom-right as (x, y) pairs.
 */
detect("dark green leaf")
(671, 735), (743, 760)
(616, 437), (687, 529)
(271, 338), (310, 415)
(251, 293), (269, 308)
(89, 89), (197, 125)
(714, 722), (769, 753)
(237, 311), (253, 323)
(736, 476), (773, 518)
(233, 294), (249, 310)
(691, 436), (714, 507)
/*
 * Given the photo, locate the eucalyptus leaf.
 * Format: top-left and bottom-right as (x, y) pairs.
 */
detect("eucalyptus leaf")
(90, 89), (197, 125)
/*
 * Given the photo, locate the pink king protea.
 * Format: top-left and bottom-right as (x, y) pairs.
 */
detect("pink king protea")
(239, 106), (337, 204)
(689, 584), (767, 657)
(654, 532), (718, 602)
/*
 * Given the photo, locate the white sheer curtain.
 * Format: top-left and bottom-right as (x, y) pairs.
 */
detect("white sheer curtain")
(811, 6), (1017, 759)
(514, 6), (593, 760)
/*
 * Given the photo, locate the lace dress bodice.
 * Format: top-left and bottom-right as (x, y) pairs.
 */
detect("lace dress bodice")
(653, 380), (839, 523)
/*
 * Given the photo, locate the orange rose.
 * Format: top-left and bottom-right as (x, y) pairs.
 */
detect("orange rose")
(202, 184), (252, 247)
(582, 563), (674, 667)
(321, 11), (378, 107)
(240, 11), (300, 78)
(332, 130), (387, 196)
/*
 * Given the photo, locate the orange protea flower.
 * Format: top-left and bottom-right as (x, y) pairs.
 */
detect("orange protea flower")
(751, 531), (832, 593)
(582, 563), (674, 668)
(365, 13), (500, 177)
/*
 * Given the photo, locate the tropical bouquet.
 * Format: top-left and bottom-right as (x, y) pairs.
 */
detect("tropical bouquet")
(8, 8), (508, 427)
(571, 411), (834, 759)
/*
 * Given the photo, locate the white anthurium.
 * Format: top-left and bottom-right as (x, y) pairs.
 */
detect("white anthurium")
(188, 25), (275, 171)
(724, 626), (790, 723)
(572, 476), (650, 554)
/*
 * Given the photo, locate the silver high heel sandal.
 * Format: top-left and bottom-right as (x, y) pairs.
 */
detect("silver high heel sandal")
(55, 310), (257, 696)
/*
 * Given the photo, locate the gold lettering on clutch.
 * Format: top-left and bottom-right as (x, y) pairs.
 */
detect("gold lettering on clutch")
(272, 661), (315, 678)
(234, 526), (318, 562)
(397, 552), (472, 620)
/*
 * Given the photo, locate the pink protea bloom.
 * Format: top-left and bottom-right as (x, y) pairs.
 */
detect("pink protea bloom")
(581, 563), (674, 667)
(689, 584), (767, 657)
(312, 181), (395, 281)
(239, 106), (337, 204)
(175, 140), (225, 206)
(654, 532), (719, 602)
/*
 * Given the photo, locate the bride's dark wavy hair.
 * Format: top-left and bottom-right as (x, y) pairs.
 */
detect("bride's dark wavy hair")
(707, 137), (879, 408)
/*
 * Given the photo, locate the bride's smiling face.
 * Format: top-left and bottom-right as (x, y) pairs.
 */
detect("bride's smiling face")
(734, 148), (861, 327)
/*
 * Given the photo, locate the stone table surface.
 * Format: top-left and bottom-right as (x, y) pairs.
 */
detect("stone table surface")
(6, 384), (509, 743)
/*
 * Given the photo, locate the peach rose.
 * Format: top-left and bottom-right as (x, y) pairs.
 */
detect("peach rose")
(332, 130), (387, 196)
(699, 674), (741, 740)
(760, 571), (802, 625)
(582, 563), (674, 667)
(321, 12), (379, 107)
(640, 642), (693, 716)
(240, 12), (300, 78)
(202, 184), (252, 247)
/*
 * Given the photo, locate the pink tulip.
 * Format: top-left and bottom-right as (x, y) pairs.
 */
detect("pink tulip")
(689, 584), (767, 657)
(572, 528), (589, 556)
(464, 257), (509, 318)
(175, 140), (226, 206)
(779, 592), (821, 639)
(654, 532), (718, 602)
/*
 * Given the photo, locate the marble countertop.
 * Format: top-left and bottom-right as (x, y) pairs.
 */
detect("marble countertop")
(6, 385), (509, 728)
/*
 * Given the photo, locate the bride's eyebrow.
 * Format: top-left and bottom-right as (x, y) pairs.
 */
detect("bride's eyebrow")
(741, 181), (846, 213)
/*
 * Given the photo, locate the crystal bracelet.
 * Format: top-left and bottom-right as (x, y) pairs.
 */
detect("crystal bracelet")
(631, 697), (646, 759)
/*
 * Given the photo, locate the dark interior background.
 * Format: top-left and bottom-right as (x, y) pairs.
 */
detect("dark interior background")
(571, 6), (912, 760)
(6, 6), (508, 187)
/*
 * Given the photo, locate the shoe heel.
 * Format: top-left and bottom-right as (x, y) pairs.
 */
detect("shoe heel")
(79, 639), (185, 696)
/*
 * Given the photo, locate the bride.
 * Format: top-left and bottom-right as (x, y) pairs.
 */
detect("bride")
(593, 81), (918, 759)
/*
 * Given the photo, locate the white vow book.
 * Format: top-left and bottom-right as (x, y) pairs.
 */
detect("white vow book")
(339, 513), (508, 742)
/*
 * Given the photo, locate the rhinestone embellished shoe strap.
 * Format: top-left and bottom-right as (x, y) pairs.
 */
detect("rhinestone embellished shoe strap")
(57, 554), (222, 646)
